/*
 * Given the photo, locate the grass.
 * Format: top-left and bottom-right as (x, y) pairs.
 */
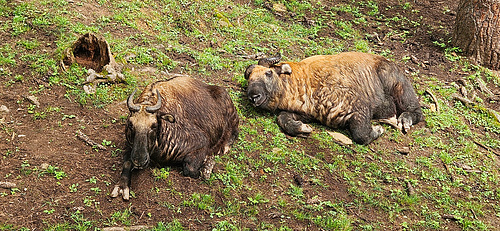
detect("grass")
(0, 0), (499, 230)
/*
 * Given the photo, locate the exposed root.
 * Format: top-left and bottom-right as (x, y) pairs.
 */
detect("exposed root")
(474, 77), (495, 97)
(452, 93), (473, 106)
(76, 130), (107, 150)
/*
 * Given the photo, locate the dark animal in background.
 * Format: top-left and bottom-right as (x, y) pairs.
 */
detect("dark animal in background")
(245, 52), (423, 144)
(111, 76), (239, 200)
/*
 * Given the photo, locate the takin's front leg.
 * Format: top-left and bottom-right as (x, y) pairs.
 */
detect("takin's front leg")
(182, 147), (210, 179)
(110, 159), (133, 200)
(349, 112), (384, 145)
(277, 111), (313, 138)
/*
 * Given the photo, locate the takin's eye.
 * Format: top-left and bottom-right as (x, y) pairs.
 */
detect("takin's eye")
(160, 114), (175, 123)
(265, 70), (273, 78)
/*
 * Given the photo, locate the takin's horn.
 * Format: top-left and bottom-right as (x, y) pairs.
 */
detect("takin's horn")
(146, 89), (162, 113)
(127, 89), (141, 112)
(258, 54), (281, 67)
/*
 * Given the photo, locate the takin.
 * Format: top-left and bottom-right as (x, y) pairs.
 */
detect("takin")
(244, 52), (423, 145)
(111, 76), (239, 200)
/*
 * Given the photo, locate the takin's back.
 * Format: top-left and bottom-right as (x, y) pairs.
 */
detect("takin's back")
(278, 52), (418, 127)
(138, 77), (239, 160)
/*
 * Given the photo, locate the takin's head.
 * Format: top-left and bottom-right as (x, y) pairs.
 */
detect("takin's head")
(244, 55), (292, 111)
(125, 89), (175, 169)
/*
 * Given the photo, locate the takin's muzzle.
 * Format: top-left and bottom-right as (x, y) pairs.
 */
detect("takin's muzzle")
(247, 82), (267, 107)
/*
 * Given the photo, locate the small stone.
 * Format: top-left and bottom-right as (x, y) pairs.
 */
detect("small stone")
(219, 20), (230, 27)
(397, 147), (410, 155)
(0, 105), (9, 114)
(40, 163), (50, 170)
(327, 131), (353, 145)
(25, 96), (40, 107)
(273, 3), (287, 12)
(84, 84), (97, 94)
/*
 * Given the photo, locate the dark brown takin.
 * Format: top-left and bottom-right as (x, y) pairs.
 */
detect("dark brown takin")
(245, 52), (423, 144)
(111, 76), (239, 200)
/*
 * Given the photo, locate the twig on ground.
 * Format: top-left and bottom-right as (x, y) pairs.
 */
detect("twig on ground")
(76, 130), (107, 150)
(442, 161), (455, 182)
(0, 181), (17, 189)
(442, 214), (460, 221)
(451, 94), (473, 106)
(470, 209), (477, 219)
(425, 89), (440, 113)
(238, 53), (265, 60)
(406, 181), (415, 196)
(474, 140), (500, 157)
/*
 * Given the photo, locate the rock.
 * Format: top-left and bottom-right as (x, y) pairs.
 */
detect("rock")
(83, 84), (97, 94)
(219, 20), (230, 27)
(40, 163), (49, 170)
(0, 182), (17, 189)
(273, 3), (287, 12)
(327, 131), (353, 145)
(0, 105), (9, 114)
(397, 147), (410, 155)
(25, 95), (40, 107)
(103, 64), (125, 82)
(306, 197), (321, 204)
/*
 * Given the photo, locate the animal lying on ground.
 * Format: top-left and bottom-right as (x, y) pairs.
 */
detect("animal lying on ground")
(244, 52), (423, 144)
(111, 76), (239, 200)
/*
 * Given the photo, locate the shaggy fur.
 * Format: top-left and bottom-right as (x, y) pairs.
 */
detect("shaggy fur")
(245, 52), (423, 144)
(112, 76), (239, 200)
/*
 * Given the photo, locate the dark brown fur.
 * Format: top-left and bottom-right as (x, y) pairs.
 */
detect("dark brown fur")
(245, 52), (423, 144)
(112, 76), (239, 200)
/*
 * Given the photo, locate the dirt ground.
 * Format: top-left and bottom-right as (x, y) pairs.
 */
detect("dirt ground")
(0, 0), (499, 229)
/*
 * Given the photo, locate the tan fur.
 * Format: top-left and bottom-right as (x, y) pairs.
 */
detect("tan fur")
(248, 52), (385, 127)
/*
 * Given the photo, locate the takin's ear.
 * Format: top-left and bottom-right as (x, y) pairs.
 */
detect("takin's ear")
(272, 63), (292, 75)
(281, 64), (292, 74)
(160, 113), (175, 123)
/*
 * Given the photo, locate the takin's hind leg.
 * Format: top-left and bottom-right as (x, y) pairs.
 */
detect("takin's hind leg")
(277, 111), (313, 137)
(349, 112), (385, 145)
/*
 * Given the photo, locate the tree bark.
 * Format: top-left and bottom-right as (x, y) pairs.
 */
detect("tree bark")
(453, 0), (500, 70)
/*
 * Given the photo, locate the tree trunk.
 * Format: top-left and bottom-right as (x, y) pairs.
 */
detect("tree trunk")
(453, 0), (500, 70)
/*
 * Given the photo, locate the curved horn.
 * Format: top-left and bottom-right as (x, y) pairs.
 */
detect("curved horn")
(146, 89), (162, 113)
(258, 54), (281, 67)
(244, 64), (256, 79)
(127, 89), (140, 112)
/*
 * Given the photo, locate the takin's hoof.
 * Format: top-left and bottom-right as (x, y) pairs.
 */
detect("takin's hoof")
(397, 112), (413, 134)
(294, 123), (313, 138)
(200, 156), (215, 181)
(372, 125), (385, 138)
(111, 185), (130, 201)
